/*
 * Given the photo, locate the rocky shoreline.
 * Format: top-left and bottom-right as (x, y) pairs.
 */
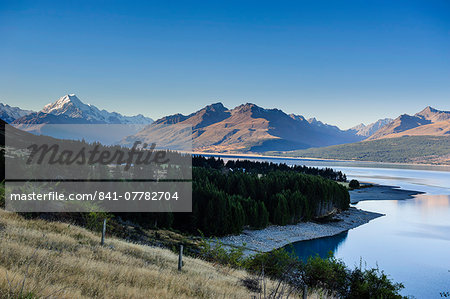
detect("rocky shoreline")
(219, 207), (383, 255)
(219, 184), (421, 255)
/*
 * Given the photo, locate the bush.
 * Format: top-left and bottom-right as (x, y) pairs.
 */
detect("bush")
(304, 254), (349, 297)
(207, 244), (406, 298)
(347, 267), (405, 299)
(244, 248), (300, 278)
(349, 179), (360, 189)
(199, 238), (245, 268)
(82, 212), (112, 232)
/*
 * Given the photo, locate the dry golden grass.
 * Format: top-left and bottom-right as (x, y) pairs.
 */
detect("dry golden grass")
(0, 210), (334, 299)
(0, 209), (268, 298)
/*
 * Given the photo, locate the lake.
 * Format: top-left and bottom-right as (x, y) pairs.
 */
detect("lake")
(217, 155), (450, 298)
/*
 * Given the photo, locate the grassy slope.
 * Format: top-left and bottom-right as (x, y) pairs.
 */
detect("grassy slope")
(268, 135), (450, 165)
(0, 209), (265, 299)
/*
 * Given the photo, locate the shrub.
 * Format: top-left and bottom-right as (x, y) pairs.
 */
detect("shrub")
(244, 248), (300, 278)
(303, 254), (349, 297)
(237, 247), (406, 298)
(302, 254), (406, 298)
(349, 179), (360, 189)
(347, 267), (405, 299)
(82, 212), (112, 232)
(199, 238), (245, 268)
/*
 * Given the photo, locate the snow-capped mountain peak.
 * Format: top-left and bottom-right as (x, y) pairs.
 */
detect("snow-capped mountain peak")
(42, 94), (99, 119)
(39, 94), (153, 124)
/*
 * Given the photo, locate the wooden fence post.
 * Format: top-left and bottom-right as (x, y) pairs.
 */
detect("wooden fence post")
(178, 244), (183, 271)
(101, 218), (106, 246)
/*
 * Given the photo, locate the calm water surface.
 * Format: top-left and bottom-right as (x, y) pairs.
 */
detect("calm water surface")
(289, 195), (450, 299)
(217, 156), (450, 298)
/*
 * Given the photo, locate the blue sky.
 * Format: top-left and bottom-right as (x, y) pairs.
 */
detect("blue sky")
(1, 0), (449, 128)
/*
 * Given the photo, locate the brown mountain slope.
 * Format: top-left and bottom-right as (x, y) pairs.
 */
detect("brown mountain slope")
(415, 106), (450, 123)
(368, 106), (450, 140)
(122, 103), (364, 152)
(379, 119), (450, 139)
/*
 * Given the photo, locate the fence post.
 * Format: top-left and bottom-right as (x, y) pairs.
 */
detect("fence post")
(178, 244), (183, 271)
(101, 218), (106, 246)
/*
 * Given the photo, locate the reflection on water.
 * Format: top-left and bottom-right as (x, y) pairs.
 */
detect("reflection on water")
(411, 193), (450, 210)
(285, 231), (348, 262)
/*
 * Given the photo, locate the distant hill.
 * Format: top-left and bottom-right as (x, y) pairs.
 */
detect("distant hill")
(349, 118), (393, 137)
(269, 135), (450, 165)
(122, 103), (365, 152)
(0, 103), (33, 123)
(368, 106), (450, 140)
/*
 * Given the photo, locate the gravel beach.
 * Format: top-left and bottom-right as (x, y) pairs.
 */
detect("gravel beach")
(219, 207), (383, 255)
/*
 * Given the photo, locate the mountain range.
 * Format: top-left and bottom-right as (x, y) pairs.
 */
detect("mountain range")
(271, 106), (450, 165)
(1, 95), (448, 157)
(0, 94), (154, 145)
(123, 104), (449, 155)
(367, 106), (450, 140)
(9, 94), (153, 125)
(122, 102), (368, 152)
